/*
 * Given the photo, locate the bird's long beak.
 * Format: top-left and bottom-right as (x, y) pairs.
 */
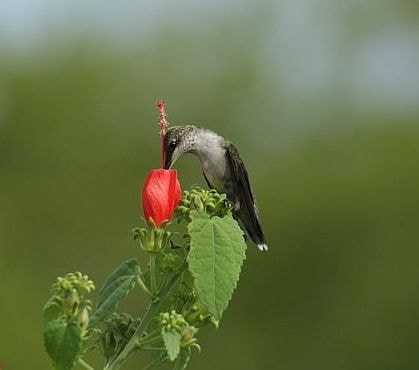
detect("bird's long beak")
(164, 154), (173, 170)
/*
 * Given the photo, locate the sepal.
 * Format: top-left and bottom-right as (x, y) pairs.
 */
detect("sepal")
(132, 225), (175, 253)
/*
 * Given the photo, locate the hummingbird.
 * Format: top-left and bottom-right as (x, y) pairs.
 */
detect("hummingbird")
(163, 125), (268, 251)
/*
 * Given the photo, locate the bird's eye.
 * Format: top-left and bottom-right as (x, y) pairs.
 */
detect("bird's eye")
(169, 140), (177, 149)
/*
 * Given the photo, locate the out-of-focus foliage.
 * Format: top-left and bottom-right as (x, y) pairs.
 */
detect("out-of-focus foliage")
(1, 1), (419, 369)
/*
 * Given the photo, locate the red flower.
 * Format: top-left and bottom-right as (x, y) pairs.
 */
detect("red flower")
(142, 169), (182, 227)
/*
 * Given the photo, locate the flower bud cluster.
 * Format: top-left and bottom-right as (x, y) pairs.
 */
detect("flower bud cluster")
(44, 272), (96, 336)
(175, 187), (232, 222)
(159, 310), (188, 332)
(159, 310), (199, 349)
(52, 272), (95, 296)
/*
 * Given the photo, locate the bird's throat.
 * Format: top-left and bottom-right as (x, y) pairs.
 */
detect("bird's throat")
(192, 130), (227, 190)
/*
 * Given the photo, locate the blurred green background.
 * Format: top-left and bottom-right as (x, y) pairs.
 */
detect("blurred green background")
(1, 1), (419, 369)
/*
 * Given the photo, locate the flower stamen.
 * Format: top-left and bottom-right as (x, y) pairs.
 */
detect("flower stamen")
(157, 100), (168, 169)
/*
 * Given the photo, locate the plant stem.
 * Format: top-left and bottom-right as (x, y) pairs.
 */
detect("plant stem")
(140, 331), (162, 346)
(78, 358), (95, 370)
(105, 302), (158, 370)
(136, 276), (153, 298)
(149, 254), (157, 295)
(143, 355), (168, 370)
(173, 355), (182, 370)
(106, 261), (187, 370)
(159, 260), (187, 298)
(158, 269), (169, 292)
(140, 347), (166, 351)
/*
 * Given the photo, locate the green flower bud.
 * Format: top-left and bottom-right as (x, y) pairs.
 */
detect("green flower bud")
(181, 326), (198, 345)
(53, 272), (95, 296)
(78, 308), (89, 331)
(64, 289), (79, 311)
(192, 194), (204, 210)
(184, 301), (217, 328)
(158, 310), (188, 332)
(173, 186), (233, 222)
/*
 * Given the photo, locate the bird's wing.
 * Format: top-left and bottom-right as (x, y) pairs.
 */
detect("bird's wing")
(224, 142), (265, 244)
(224, 142), (254, 206)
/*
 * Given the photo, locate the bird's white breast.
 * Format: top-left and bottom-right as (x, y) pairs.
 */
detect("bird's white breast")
(194, 131), (228, 191)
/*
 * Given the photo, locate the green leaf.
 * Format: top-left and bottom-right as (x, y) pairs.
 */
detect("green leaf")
(187, 211), (246, 320)
(44, 318), (82, 370)
(43, 296), (63, 322)
(89, 259), (140, 327)
(162, 328), (181, 361)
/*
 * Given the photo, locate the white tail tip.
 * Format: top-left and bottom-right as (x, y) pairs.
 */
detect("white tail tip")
(257, 244), (269, 251)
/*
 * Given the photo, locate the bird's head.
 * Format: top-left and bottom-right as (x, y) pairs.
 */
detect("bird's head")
(163, 125), (197, 169)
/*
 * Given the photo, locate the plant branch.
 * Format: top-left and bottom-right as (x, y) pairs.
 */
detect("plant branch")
(136, 276), (153, 298)
(143, 355), (168, 370)
(149, 254), (157, 295)
(78, 358), (95, 370)
(140, 330), (162, 347)
(106, 261), (188, 370)
(173, 355), (183, 370)
(140, 347), (166, 351)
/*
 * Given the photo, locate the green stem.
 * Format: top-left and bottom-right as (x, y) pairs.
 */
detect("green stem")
(149, 254), (157, 295)
(105, 306), (154, 370)
(158, 270), (169, 293)
(141, 326), (160, 339)
(143, 356), (168, 370)
(141, 347), (166, 351)
(173, 355), (182, 370)
(159, 260), (187, 298)
(106, 261), (187, 370)
(78, 358), (94, 370)
(136, 276), (153, 298)
(140, 331), (162, 346)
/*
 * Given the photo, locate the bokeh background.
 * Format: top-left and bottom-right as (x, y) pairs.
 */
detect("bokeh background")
(1, 1), (419, 369)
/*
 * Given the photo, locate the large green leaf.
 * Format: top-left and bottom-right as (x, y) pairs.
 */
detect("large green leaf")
(89, 259), (140, 327)
(187, 211), (246, 320)
(44, 318), (82, 370)
(162, 328), (181, 361)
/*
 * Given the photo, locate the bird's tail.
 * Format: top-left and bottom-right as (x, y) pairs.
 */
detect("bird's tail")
(257, 243), (269, 251)
(237, 214), (269, 251)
